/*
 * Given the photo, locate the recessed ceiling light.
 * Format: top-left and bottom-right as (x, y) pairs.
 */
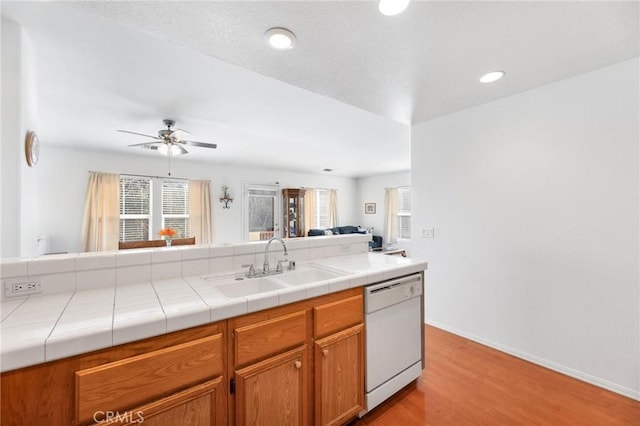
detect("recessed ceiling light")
(264, 27), (296, 50)
(378, 0), (410, 16)
(480, 71), (505, 83)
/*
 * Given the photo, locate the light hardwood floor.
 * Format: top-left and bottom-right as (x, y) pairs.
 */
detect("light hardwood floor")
(352, 325), (639, 425)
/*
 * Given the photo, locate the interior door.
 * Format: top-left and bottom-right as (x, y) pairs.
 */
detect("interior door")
(243, 183), (280, 241)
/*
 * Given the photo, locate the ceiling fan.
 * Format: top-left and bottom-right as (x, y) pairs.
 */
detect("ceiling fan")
(118, 119), (218, 156)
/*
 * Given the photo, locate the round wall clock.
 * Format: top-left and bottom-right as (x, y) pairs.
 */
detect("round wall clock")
(25, 130), (39, 167)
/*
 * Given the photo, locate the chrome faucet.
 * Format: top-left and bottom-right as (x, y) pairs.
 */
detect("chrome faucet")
(263, 237), (288, 274)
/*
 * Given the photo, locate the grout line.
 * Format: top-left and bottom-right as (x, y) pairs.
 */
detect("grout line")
(43, 291), (76, 361)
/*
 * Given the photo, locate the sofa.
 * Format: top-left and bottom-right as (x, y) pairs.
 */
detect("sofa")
(307, 226), (383, 250)
(307, 225), (367, 237)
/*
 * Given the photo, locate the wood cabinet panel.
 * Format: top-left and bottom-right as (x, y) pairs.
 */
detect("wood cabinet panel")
(235, 346), (308, 426)
(1, 322), (222, 426)
(314, 295), (363, 339)
(88, 378), (224, 426)
(77, 334), (223, 424)
(234, 310), (306, 367)
(314, 325), (364, 426)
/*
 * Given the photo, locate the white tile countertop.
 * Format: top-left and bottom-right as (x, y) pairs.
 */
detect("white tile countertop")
(0, 252), (427, 373)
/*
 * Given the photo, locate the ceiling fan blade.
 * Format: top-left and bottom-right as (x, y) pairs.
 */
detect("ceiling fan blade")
(184, 140), (218, 149)
(177, 144), (189, 155)
(128, 141), (159, 147)
(117, 130), (160, 140)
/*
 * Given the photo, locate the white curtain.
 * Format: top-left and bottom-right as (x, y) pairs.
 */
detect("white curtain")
(328, 189), (339, 227)
(81, 172), (120, 252)
(189, 179), (214, 244)
(384, 187), (398, 245)
(303, 188), (317, 235)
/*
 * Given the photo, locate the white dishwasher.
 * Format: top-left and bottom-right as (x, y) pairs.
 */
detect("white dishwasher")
(361, 273), (424, 416)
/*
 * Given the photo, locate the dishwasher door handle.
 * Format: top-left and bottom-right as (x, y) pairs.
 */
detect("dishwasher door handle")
(364, 273), (423, 313)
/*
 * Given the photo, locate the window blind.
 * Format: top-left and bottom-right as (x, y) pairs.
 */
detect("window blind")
(397, 186), (412, 240)
(162, 179), (189, 238)
(119, 177), (151, 241)
(315, 189), (329, 229)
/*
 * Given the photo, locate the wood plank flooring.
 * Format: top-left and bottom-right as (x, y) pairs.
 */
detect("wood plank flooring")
(351, 325), (640, 426)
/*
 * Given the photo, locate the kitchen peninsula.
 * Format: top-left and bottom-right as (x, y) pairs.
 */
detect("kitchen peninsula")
(1, 234), (427, 425)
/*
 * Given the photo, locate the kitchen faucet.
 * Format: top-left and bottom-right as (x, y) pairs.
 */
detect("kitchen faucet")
(263, 237), (288, 274)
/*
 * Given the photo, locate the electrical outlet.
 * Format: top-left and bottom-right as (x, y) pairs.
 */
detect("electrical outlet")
(4, 278), (42, 298)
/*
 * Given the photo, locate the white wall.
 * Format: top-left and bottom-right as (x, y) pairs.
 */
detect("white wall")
(412, 58), (640, 399)
(1, 18), (22, 259)
(1, 18), (40, 259)
(36, 146), (358, 253)
(356, 170), (410, 235)
(355, 171), (413, 253)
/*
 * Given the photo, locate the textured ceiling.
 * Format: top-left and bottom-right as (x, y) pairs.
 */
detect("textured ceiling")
(66, 0), (640, 125)
(2, 1), (638, 178)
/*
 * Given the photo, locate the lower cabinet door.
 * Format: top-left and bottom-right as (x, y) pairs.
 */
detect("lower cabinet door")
(88, 378), (224, 426)
(235, 346), (308, 426)
(314, 324), (364, 426)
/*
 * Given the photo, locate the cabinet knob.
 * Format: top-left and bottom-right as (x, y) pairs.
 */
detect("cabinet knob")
(322, 349), (329, 357)
(294, 360), (302, 369)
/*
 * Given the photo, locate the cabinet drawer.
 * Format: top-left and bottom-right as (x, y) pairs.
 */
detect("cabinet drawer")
(88, 378), (223, 426)
(314, 295), (363, 338)
(76, 333), (223, 424)
(234, 310), (306, 366)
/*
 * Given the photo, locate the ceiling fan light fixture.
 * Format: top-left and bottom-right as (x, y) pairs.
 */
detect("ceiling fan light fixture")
(378, 0), (410, 16)
(157, 143), (182, 156)
(265, 27), (296, 50)
(480, 70), (505, 83)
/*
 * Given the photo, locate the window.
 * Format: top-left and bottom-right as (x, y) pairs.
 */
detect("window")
(244, 184), (279, 241)
(119, 176), (189, 242)
(314, 189), (330, 229)
(120, 177), (151, 242)
(397, 186), (411, 240)
(162, 180), (189, 238)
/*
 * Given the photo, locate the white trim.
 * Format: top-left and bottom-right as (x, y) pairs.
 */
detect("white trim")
(242, 182), (281, 240)
(426, 319), (640, 402)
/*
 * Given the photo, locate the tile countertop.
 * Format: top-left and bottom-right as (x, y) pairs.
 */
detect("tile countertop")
(0, 253), (427, 373)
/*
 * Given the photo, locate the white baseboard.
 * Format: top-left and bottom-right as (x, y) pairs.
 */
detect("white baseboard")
(426, 320), (640, 402)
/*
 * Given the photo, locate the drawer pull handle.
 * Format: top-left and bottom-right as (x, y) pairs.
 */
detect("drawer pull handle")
(294, 360), (302, 369)
(322, 349), (329, 357)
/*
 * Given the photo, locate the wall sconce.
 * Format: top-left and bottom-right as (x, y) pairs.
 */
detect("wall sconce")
(219, 185), (233, 209)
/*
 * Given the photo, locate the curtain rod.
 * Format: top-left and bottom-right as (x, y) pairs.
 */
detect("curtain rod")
(89, 171), (203, 181)
(303, 187), (336, 191)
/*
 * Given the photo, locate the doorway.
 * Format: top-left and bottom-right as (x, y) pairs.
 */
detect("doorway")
(243, 183), (280, 241)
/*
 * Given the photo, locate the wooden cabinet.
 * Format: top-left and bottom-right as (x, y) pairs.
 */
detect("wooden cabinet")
(228, 308), (310, 425)
(315, 325), (364, 426)
(76, 334), (225, 425)
(283, 188), (306, 238)
(1, 288), (364, 426)
(89, 378), (224, 426)
(228, 288), (364, 426)
(235, 347), (307, 426)
(0, 322), (225, 426)
(313, 296), (365, 426)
